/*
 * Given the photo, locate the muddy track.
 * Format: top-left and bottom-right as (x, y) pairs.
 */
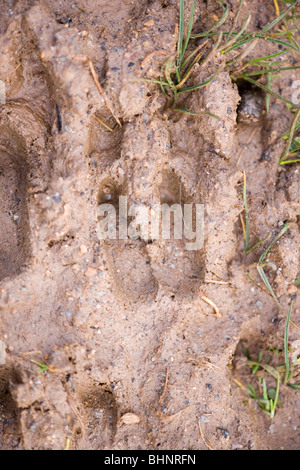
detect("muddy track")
(0, 0), (299, 450)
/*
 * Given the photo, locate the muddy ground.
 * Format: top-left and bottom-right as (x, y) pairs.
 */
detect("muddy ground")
(0, 0), (299, 450)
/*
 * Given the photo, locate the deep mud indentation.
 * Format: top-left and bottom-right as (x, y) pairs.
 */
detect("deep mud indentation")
(236, 79), (265, 124)
(147, 170), (205, 295)
(0, 366), (22, 449)
(89, 116), (123, 176)
(76, 383), (118, 450)
(0, 146), (29, 281)
(98, 179), (158, 303)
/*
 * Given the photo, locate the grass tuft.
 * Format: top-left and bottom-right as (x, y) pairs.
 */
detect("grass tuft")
(280, 108), (300, 164)
(236, 303), (300, 418)
(31, 360), (49, 373)
(242, 173), (300, 332)
(132, 0), (300, 118)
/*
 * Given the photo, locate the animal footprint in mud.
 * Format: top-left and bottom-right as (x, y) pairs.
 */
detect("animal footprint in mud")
(0, 142), (30, 281)
(0, 366), (22, 449)
(76, 383), (118, 450)
(147, 170), (205, 295)
(98, 172), (205, 300)
(98, 179), (158, 304)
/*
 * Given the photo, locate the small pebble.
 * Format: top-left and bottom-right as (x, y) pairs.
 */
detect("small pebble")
(200, 416), (210, 423)
(219, 428), (230, 439)
(0, 340), (6, 365)
(287, 285), (297, 295)
(85, 267), (97, 277)
(144, 19), (155, 27)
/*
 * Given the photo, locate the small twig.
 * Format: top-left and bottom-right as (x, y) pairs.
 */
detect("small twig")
(198, 420), (214, 450)
(159, 406), (190, 421)
(8, 62), (22, 80)
(246, 273), (272, 297)
(64, 438), (71, 451)
(273, 0), (280, 17)
(201, 295), (222, 318)
(240, 213), (246, 240)
(88, 59), (122, 127)
(181, 39), (209, 70)
(19, 350), (42, 356)
(204, 280), (230, 285)
(94, 115), (114, 132)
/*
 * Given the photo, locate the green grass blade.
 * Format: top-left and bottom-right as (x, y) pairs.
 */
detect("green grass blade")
(257, 265), (284, 312)
(270, 373), (280, 419)
(174, 107), (220, 119)
(164, 58), (178, 103)
(259, 1), (300, 35)
(247, 361), (280, 380)
(246, 233), (272, 255)
(178, 70), (219, 93)
(280, 158), (300, 164)
(247, 383), (257, 398)
(236, 66), (300, 78)
(130, 78), (171, 87)
(246, 49), (292, 64)
(259, 223), (289, 264)
(288, 383), (300, 390)
(222, 14), (252, 52)
(229, 37), (298, 54)
(252, 352), (263, 375)
(32, 361), (48, 373)
(261, 36), (300, 51)
(284, 302), (293, 384)
(181, 0), (196, 60)
(286, 34), (300, 51)
(177, 0), (185, 67)
(242, 75), (296, 107)
(207, 31), (300, 54)
(262, 378), (268, 401)
(280, 108), (300, 163)
(181, 40), (208, 70)
(160, 77), (169, 97)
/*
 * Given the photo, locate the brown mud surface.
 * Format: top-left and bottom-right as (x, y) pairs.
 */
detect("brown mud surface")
(0, 0), (299, 450)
